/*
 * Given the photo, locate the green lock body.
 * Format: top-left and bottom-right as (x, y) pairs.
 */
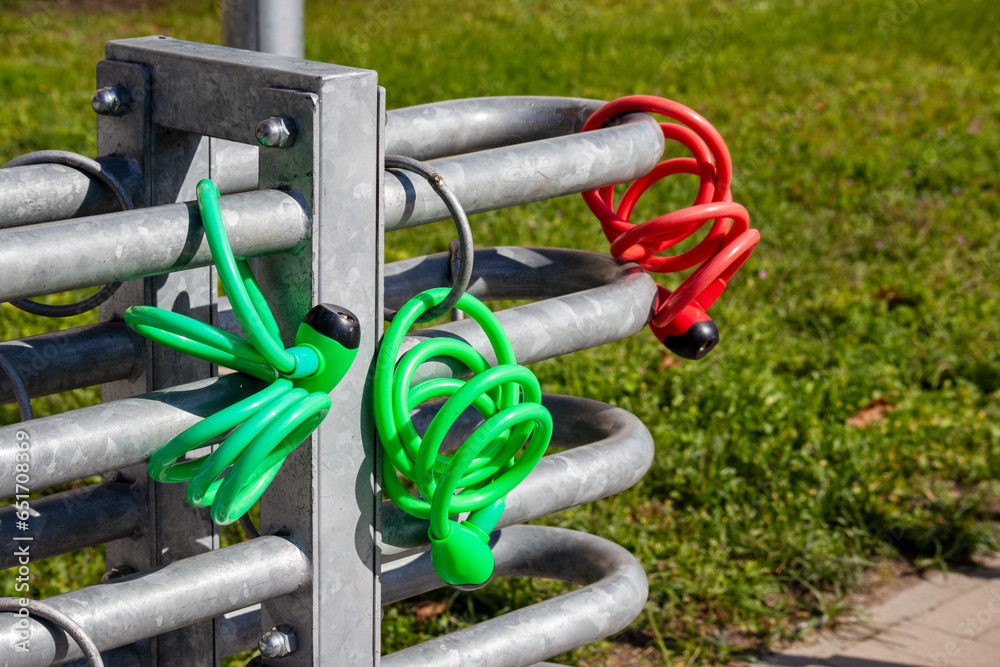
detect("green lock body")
(293, 304), (361, 393)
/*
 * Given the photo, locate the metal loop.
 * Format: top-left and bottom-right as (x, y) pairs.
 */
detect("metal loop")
(0, 597), (104, 666)
(384, 155), (473, 323)
(0, 350), (33, 421)
(448, 237), (466, 321)
(2, 150), (133, 317)
(240, 511), (262, 539)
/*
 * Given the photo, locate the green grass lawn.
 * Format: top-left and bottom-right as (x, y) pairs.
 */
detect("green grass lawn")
(2, 0), (999, 664)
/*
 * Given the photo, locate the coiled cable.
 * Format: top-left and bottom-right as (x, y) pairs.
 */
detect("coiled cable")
(375, 288), (553, 588)
(581, 96), (760, 356)
(125, 180), (359, 526)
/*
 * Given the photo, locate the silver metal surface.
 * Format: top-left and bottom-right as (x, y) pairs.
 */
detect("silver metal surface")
(0, 374), (264, 500)
(258, 625), (297, 658)
(0, 536), (310, 667)
(391, 247), (656, 383)
(0, 36), (663, 665)
(0, 97), (660, 232)
(384, 112), (662, 230)
(0, 249), (653, 496)
(0, 248), (653, 401)
(255, 116), (296, 148)
(380, 393), (654, 560)
(0, 189), (309, 304)
(64, 643), (150, 667)
(0, 156), (255, 229)
(91, 86), (129, 116)
(94, 55), (224, 664)
(222, 0), (305, 59)
(0, 482), (145, 570)
(0, 323), (144, 405)
(0, 599), (103, 667)
(383, 155), (473, 322)
(385, 96), (604, 159)
(248, 51), (383, 665)
(381, 525), (649, 666)
(217, 605), (261, 659)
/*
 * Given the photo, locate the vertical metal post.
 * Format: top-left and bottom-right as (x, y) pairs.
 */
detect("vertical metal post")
(255, 78), (384, 667)
(97, 62), (221, 666)
(95, 36), (383, 664)
(221, 0), (305, 58)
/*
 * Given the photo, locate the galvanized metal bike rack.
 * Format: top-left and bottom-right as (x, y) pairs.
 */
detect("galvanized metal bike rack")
(0, 37), (665, 666)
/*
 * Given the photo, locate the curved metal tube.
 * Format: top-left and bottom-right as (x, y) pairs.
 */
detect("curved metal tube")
(381, 525), (649, 667)
(2, 97), (662, 234)
(384, 112), (661, 230)
(380, 393), (654, 560)
(0, 482), (145, 570)
(392, 247), (656, 384)
(385, 96), (605, 160)
(0, 323), (144, 406)
(0, 248), (655, 497)
(0, 536), (309, 667)
(0, 374), (265, 500)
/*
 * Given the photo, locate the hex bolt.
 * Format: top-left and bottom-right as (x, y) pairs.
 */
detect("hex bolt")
(255, 116), (297, 149)
(258, 624), (297, 659)
(91, 86), (130, 116)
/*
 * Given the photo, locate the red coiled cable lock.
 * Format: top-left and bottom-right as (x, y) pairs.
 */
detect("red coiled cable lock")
(581, 95), (760, 359)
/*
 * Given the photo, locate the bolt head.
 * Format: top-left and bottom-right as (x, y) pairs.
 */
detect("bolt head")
(255, 116), (297, 149)
(91, 87), (129, 116)
(258, 625), (297, 658)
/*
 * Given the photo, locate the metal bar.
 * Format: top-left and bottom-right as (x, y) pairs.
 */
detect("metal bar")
(0, 189), (309, 304)
(386, 245), (641, 308)
(0, 246), (647, 397)
(0, 323), (144, 405)
(0, 536), (310, 667)
(0, 249), (652, 497)
(384, 96), (605, 159)
(384, 113), (662, 230)
(395, 248), (656, 383)
(96, 71), (225, 663)
(380, 393), (654, 560)
(0, 246), (646, 399)
(222, 0), (305, 59)
(0, 482), (145, 570)
(0, 157), (140, 230)
(1, 97), (659, 232)
(0, 374), (265, 499)
(381, 525), (649, 667)
(252, 62), (384, 667)
(0, 156), (258, 230)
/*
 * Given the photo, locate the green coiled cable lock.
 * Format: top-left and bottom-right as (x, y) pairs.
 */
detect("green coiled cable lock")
(375, 288), (553, 589)
(124, 179), (360, 526)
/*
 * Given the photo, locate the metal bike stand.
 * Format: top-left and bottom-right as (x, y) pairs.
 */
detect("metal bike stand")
(0, 37), (667, 667)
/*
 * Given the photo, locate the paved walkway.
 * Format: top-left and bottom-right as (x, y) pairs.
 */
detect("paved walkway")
(754, 555), (1000, 667)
